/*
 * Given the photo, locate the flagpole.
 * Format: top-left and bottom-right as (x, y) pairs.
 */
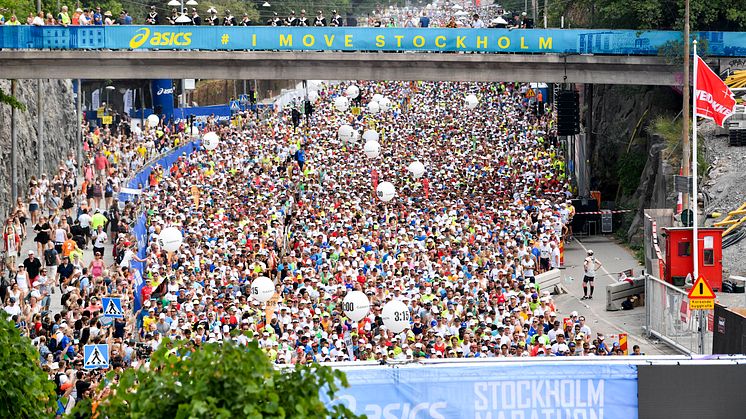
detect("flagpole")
(692, 40), (699, 280)
(692, 40), (705, 355)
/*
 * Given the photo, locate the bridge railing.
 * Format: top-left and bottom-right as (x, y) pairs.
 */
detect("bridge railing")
(2, 26), (746, 56)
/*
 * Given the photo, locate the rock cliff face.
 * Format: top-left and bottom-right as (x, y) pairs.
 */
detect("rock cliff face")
(0, 79), (78, 217)
(584, 84), (681, 245)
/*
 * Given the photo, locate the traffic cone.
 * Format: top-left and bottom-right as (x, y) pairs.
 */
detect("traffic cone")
(676, 192), (683, 214)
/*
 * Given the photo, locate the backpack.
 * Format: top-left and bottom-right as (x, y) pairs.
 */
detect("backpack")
(44, 249), (57, 266)
(105, 182), (113, 194)
(54, 372), (65, 395)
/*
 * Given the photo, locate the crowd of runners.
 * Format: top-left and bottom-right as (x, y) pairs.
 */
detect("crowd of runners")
(2, 80), (641, 414)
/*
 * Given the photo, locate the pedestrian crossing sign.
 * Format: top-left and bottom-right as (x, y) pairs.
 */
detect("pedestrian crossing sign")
(102, 297), (124, 319)
(84, 344), (109, 370)
(230, 100), (240, 111)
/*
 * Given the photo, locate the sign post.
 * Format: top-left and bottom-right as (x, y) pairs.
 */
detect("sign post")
(688, 275), (715, 354)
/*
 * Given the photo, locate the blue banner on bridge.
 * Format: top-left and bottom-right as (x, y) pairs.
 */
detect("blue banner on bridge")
(325, 363), (638, 419)
(1, 25), (746, 56)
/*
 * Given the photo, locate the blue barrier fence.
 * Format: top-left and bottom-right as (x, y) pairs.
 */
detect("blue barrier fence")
(326, 363), (638, 418)
(123, 139), (199, 311)
(2, 26), (746, 56)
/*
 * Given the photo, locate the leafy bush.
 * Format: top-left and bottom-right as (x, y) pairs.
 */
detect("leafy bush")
(71, 339), (362, 419)
(0, 318), (56, 419)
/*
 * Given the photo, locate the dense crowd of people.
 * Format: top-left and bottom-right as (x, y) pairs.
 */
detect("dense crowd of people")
(1, 80), (643, 415)
(0, 4), (532, 28)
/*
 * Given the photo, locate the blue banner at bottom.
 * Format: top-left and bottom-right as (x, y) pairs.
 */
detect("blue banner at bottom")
(326, 363), (638, 419)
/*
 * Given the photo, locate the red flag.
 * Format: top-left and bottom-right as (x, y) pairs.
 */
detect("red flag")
(695, 55), (736, 127)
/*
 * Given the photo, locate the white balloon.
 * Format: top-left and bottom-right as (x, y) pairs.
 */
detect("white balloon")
(363, 140), (381, 159)
(342, 291), (371, 322)
(203, 131), (220, 151)
(372, 93), (384, 103)
(338, 124), (355, 142)
(346, 85), (360, 99)
(407, 161), (426, 178)
(158, 227), (183, 252)
(367, 101), (380, 114)
(376, 181), (396, 202)
(378, 97), (391, 111)
(381, 300), (411, 333)
(362, 129), (380, 142)
(465, 94), (479, 110)
(334, 96), (349, 112)
(147, 114), (159, 127)
(308, 90), (319, 103)
(250, 276), (275, 303)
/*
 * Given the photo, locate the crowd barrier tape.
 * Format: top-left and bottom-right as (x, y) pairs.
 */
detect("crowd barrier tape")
(325, 363), (638, 419)
(2, 26), (746, 56)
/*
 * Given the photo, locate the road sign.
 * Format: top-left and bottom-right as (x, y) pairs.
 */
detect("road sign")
(239, 93), (249, 105)
(102, 297), (124, 318)
(230, 100), (240, 111)
(84, 344), (109, 370)
(688, 276), (716, 310)
(674, 175), (693, 193)
(526, 88), (536, 98)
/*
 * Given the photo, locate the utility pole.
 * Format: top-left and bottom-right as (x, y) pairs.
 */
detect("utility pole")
(682, 0), (691, 211)
(11, 80), (18, 203)
(37, 79), (44, 177)
(544, 0), (548, 28)
(532, 0), (537, 23)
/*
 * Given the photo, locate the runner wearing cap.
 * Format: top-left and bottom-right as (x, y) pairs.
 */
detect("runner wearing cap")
(582, 250), (602, 300)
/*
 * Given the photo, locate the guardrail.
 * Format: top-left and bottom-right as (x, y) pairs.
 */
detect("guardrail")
(2, 26), (746, 56)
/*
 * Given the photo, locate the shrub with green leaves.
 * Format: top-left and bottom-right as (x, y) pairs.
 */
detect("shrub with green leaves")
(72, 339), (362, 419)
(0, 318), (56, 418)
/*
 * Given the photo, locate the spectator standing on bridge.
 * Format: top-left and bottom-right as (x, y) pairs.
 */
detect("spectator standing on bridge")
(92, 7), (103, 25)
(330, 10), (342, 27)
(267, 12), (280, 26)
(119, 10), (132, 25)
(146, 6), (159, 25)
(190, 8), (201, 25)
(582, 249), (602, 300)
(314, 10), (326, 27)
(285, 10), (297, 26)
(5, 14), (20, 25)
(104, 11), (115, 26)
(471, 14), (485, 28)
(57, 6), (71, 26)
(419, 11), (430, 27)
(297, 10), (309, 26)
(206, 8), (219, 25)
(223, 10), (236, 26)
(31, 11), (44, 26)
(239, 13), (251, 26)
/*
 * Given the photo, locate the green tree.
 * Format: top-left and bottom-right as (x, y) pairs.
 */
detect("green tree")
(549, 0), (746, 31)
(71, 339), (362, 419)
(0, 318), (56, 418)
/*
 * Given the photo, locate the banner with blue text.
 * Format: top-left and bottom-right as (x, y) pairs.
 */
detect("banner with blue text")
(1, 26), (745, 56)
(325, 363), (638, 419)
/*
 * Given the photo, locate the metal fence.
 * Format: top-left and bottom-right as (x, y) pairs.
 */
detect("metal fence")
(645, 275), (712, 354)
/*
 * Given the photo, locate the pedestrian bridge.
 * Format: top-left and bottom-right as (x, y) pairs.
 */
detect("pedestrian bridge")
(1, 26), (745, 84)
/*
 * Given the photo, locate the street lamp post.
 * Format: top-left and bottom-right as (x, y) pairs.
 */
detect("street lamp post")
(168, 0), (198, 23)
